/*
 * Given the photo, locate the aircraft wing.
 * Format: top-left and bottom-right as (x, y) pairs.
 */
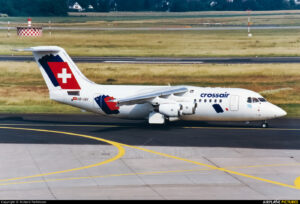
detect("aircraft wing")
(116, 86), (188, 106)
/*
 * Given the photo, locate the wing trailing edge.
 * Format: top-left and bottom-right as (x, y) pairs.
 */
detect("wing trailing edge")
(116, 86), (188, 106)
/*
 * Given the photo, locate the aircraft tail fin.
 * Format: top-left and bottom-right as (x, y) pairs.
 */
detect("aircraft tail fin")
(16, 46), (94, 93)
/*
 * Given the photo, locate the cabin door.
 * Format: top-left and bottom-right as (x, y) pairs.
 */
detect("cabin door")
(230, 95), (239, 111)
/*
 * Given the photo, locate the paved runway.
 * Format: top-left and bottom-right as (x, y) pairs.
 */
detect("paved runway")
(3, 26), (300, 31)
(0, 114), (299, 200)
(2, 55), (300, 64)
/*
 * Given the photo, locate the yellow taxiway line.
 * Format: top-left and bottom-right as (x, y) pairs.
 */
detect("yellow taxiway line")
(121, 144), (300, 190)
(0, 163), (299, 187)
(0, 127), (125, 182)
(0, 126), (299, 190)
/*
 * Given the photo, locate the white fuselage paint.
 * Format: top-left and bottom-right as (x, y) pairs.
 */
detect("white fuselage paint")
(52, 85), (286, 122)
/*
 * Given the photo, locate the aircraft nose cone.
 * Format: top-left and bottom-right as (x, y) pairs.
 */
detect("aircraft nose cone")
(274, 106), (287, 118)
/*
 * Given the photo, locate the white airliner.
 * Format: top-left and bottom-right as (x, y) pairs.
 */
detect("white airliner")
(17, 46), (286, 128)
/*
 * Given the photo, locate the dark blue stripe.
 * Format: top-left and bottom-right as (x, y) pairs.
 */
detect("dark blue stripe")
(212, 104), (224, 113)
(38, 54), (63, 87)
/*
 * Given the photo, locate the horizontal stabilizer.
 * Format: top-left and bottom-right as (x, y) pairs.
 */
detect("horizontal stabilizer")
(13, 46), (63, 53)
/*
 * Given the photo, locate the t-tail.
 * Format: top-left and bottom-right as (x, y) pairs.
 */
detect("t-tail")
(16, 46), (95, 104)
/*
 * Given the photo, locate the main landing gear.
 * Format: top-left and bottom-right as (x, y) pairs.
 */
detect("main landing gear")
(261, 121), (269, 128)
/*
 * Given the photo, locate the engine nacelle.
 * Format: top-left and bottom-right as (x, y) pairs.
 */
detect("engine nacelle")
(159, 103), (181, 117)
(180, 102), (197, 115)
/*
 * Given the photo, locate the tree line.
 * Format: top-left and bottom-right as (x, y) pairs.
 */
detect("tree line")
(0, 0), (299, 16)
(75, 0), (300, 12)
(0, 0), (68, 16)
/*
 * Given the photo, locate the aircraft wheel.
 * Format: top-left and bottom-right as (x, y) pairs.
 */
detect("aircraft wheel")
(261, 122), (268, 128)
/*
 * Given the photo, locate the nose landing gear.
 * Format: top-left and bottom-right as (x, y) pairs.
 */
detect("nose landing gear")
(261, 121), (269, 128)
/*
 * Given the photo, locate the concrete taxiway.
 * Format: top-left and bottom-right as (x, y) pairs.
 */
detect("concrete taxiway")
(0, 114), (299, 200)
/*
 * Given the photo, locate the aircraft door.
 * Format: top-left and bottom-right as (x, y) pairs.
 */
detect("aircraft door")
(230, 95), (239, 111)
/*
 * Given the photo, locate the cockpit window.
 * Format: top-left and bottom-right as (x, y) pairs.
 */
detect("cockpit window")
(252, 98), (259, 103)
(247, 97), (252, 103)
(258, 98), (267, 102)
(248, 97), (264, 103)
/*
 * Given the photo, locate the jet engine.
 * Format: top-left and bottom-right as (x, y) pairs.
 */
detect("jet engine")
(158, 102), (197, 117)
(158, 103), (182, 117)
(180, 102), (197, 115)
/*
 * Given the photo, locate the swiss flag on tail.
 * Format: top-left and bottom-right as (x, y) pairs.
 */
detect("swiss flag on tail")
(47, 62), (81, 90)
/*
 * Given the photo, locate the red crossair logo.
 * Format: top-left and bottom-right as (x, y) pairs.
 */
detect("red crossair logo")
(47, 62), (81, 90)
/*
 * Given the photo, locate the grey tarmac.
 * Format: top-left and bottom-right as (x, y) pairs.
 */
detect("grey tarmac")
(0, 114), (299, 200)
